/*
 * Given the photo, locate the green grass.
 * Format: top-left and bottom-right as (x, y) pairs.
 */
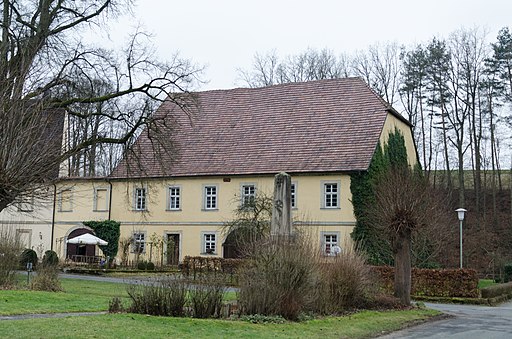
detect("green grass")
(1, 277), (238, 316)
(0, 309), (440, 339)
(0, 277), (442, 338)
(478, 279), (497, 289)
(0, 278), (130, 315)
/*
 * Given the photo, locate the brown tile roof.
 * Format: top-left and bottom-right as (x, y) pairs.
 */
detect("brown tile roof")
(111, 77), (402, 178)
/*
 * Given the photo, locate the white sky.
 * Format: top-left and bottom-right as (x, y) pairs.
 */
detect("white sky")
(106, 0), (512, 91)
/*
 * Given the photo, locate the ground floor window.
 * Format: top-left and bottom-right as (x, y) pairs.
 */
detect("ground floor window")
(322, 232), (340, 256)
(132, 232), (146, 253)
(203, 233), (216, 254)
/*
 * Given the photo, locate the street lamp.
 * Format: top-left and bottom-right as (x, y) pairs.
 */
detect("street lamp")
(455, 208), (467, 269)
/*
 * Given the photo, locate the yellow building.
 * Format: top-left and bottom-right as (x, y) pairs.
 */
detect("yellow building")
(49, 78), (417, 264)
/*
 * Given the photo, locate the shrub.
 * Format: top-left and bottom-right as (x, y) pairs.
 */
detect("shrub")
(0, 228), (22, 287)
(189, 275), (226, 318)
(481, 282), (512, 299)
(109, 297), (125, 313)
(20, 248), (38, 270)
(42, 250), (59, 267)
(31, 265), (62, 292)
(127, 277), (188, 317)
(239, 314), (286, 324)
(317, 245), (374, 313)
(137, 261), (147, 270)
(504, 263), (512, 283)
(146, 261), (155, 271)
(237, 234), (319, 320)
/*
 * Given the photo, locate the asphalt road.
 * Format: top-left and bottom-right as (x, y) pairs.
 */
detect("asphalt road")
(380, 301), (512, 338)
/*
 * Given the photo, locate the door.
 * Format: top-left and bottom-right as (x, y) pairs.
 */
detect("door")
(166, 234), (180, 265)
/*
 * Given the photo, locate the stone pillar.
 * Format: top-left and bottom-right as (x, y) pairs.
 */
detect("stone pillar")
(271, 172), (292, 240)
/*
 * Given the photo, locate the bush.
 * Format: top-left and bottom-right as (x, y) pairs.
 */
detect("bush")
(42, 250), (59, 267)
(146, 261), (155, 271)
(0, 228), (22, 287)
(31, 266), (62, 292)
(504, 263), (512, 283)
(20, 248), (38, 270)
(127, 277), (188, 317)
(317, 246), (374, 313)
(481, 282), (512, 299)
(189, 275), (226, 318)
(239, 314), (286, 324)
(237, 234), (319, 320)
(109, 297), (125, 313)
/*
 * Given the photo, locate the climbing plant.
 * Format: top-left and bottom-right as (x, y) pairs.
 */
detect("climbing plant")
(350, 128), (409, 265)
(83, 220), (120, 259)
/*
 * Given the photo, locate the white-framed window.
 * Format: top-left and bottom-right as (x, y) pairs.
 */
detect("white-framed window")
(17, 195), (34, 212)
(58, 189), (73, 212)
(132, 232), (146, 253)
(291, 182), (297, 209)
(93, 188), (109, 212)
(203, 185), (218, 210)
(322, 182), (339, 208)
(16, 229), (32, 248)
(134, 187), (147, 211)
(321, 232), (339, 256)
(241, 184), (256, 207)
(202, 233), (217, 254)
(168, 186), (181, 210)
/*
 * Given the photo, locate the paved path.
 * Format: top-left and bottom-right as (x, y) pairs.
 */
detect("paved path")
(380, 301), (512, 338)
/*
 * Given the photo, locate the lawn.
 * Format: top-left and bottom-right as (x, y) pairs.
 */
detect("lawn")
(0, 278), (130, 315)
(1, 277), (237, 315)
(0, 276), (441, 338)
(0, 309), (440, 339)
(478, 279), (497, 289)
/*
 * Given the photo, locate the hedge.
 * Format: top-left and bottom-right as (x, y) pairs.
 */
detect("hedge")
(181, 256), (244, 279)
(372, 266), (479, 298)
(481, 282), (512, 299)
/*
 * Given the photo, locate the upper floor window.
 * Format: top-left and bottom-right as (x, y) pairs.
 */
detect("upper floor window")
(17, 195), (34, 212)
(58, 189), (73, 212)
(94, 188), (109, 212)
(323, 182), (339, 208)
(291, 182), (297, 209)
(168, 186), (181, 210)
(203, 185), (218, 210)
(134, 187), (147, 211)
(241, 184), (256, 207)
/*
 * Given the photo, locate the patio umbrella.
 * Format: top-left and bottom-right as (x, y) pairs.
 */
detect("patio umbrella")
(66, 233), (108, 246)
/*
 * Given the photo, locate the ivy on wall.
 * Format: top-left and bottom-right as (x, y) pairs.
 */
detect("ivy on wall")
(350, 128), (410, 265)
(83, 220), (120, 259)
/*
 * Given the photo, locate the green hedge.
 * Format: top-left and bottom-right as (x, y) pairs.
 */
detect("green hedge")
(504, 263), (512, 283)
(481, 282), (512, 299)
(373, 266), (479, 298)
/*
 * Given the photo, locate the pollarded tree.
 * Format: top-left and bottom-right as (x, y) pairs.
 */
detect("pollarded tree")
(365, 130), (449, 305)
(0, 0), (202, 212)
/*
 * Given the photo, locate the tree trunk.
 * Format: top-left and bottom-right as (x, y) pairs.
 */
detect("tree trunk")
(394, 231), (412, 305)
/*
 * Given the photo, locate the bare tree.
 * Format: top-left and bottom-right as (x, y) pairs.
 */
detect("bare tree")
(238, 48), (351, 87)
(368, 168), (449, 305)
(353, 42), (402, 105)
(0, 1), (202, 212)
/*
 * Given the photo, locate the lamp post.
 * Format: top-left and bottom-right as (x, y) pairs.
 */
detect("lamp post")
(455, 208), (467, 269)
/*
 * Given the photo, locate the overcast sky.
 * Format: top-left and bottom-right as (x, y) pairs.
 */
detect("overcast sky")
(105, 0), (512, 91)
